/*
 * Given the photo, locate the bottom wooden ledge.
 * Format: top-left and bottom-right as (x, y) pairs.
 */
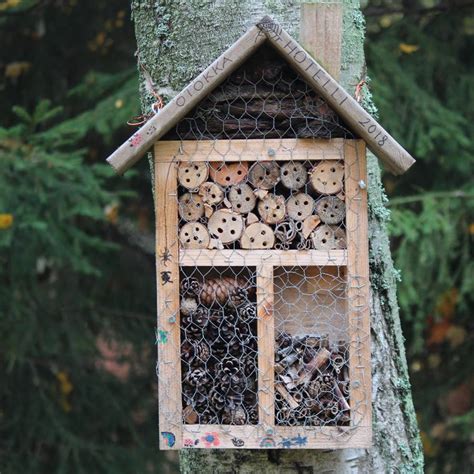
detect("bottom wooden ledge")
(160, 424), (372, 450)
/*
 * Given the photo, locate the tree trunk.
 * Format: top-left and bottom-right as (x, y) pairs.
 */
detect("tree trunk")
(130, 0), (424, 472)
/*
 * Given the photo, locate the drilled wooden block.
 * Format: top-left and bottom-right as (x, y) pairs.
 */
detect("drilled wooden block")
(208, 209), (244, 244)
(178, 193), (204, 221)
(228, 183), (257, 214)
(310, 161), (344, 195)
(287, 193), (315, 221)
(258, 193), (286, 224)
(178, 162), (209, 189)
(241, 222), (275, 249)
(315, 196), (345, 224)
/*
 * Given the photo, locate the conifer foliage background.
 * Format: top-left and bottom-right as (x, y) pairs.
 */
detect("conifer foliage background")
(0, 0), (472, 472)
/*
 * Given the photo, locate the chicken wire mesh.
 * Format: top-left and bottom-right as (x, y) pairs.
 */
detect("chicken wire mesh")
(157, 43), (369, 447)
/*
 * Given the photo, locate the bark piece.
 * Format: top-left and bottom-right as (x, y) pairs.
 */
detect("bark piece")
(258, 194), (286, 224)
(310, 161), (344, 195)
(287, 192), (315, 221)
(280, 161), (307, 190)
(302, 215), (321, 239)
(179, 222), (210, 249)
(198, 181), (224, 205)
(315, 196), (345, 224)
(253, 188), (268, 200)
(228, 183), (256, 214)
(178, 193), (204, 221)
(183, 405), (199, 424)
(311, 224), (346, 250)
(240, 222), (275, 249)
(209, 162), (248, 186)
(246, 212), (259, 224)
(204, 203), (214, 218)
(178, 162), (209, 189)
(275, 383), (299, 409)
(248, 161), (280, 189)
(208, 209), (244, 244)
(296, 348), (331, 386)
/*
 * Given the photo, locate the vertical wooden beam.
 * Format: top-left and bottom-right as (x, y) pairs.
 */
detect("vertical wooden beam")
(155, 160), (182, 450)
(300, 2), (343, 80)
(256, 264), (275, 428)
(344, 140), (372, 433)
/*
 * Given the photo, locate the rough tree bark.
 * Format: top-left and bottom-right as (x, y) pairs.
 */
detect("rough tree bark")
(130, 0), (424, 472)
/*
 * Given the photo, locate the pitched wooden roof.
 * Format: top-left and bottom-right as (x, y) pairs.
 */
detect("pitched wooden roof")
(106, 16), (415, 175)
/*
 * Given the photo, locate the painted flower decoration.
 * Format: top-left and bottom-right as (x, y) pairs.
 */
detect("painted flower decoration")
(201, 432), (220, 447)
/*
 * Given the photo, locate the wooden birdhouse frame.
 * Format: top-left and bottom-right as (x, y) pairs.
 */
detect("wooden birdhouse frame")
(155, 139), (371, 449)
(105, 17), (415, 451)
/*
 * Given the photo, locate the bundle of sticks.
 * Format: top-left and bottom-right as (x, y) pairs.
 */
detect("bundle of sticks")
(274, 332), (350, 426)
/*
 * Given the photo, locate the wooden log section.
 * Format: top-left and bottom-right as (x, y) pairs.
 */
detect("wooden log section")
(228, 183), (256, 214)
(240, 222), (275, 249)
(258, 194), (286, 224)
(177, 162), (209, 189)
(311, 224), (346, 250)
(315, 196), (346, 224)
(209, 161), (248, 186)
(198, 181), (224, 206)
(286, 193), (315, 221)
(302, 215), (321, 239)
(310, 161), (344, 195)
(248, 161), (281, 190)
(178, 193), (204, 221)
(280, 161), (308, 190)
(179, 222), (210, 249)
(207, 209), (244, 244)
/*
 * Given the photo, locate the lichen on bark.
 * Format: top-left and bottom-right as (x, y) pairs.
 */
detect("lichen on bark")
(130, 0), (424, 471)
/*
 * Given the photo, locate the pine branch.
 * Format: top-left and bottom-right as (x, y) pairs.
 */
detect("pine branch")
(364, 0), (474, 17)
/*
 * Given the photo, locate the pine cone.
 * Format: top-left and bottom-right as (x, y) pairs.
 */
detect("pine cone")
(192, 306), (210, 327)
(218, 356), (241, 376)
(185, 368), (210, 388)
(181, 314), (204, 339)
(181, 277), (200, 296)
(212, 338), (228, 358)
(199, 408), (220, 424)
(198, 276), (253, 307)
(209, 386), (227, 411)
(222, 406), (247, 425)
(238, 302), (256, 322)
(194, 341), (211, 365)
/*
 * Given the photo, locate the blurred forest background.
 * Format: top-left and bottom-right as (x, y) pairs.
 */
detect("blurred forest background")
(0, 0), (472, 472)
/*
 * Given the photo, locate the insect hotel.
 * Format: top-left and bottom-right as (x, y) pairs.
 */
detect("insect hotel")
(107, 17), (415, 450)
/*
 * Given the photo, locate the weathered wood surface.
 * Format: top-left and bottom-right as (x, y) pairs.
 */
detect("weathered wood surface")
(155, 138), (345, 163)
(155, 160), (182, 450)
(256, 264), (275, 426)
(300, 3), (343, 80)
(177, 424), (371, 449)
(344, 141), (371, 430)
(107, 26), (265, 174)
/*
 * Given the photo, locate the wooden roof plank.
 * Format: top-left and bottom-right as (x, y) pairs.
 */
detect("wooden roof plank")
(106, 25), (266, 174)
(257, 16), (415, 175)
